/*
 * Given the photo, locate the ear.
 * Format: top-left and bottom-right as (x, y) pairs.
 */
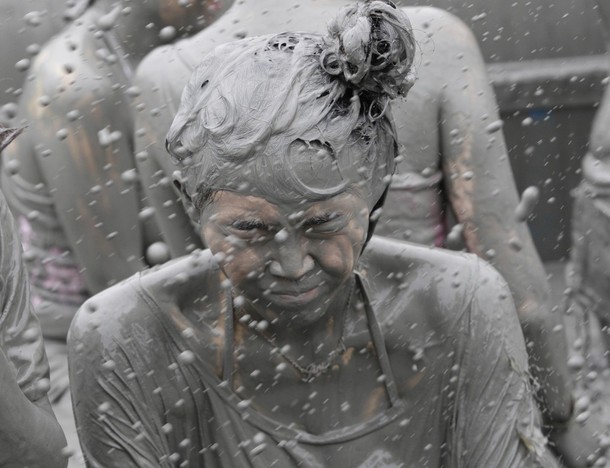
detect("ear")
(172, 170), (201, 227)
(172, 170), (193, 203)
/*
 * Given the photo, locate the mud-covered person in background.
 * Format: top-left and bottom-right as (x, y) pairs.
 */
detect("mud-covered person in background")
(0, 0), (72, 126)
(563, 0), (610, 453)
(132, 0), (599, 464)
(0, 0), (231, 465)
(0, 127), (67, 468)
(70, 3), (558, 466)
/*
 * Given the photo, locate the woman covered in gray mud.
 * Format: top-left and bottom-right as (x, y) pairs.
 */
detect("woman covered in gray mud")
(69, 3), (558, 466)
(0, 127), (67, 468)
(133, 2), (600, 464)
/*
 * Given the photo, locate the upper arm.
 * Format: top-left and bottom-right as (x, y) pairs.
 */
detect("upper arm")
(449, 261), (557, 467)
(431, 11), (522, 239)
(421, 10), (553, 312)
(68, 291), (170, 467)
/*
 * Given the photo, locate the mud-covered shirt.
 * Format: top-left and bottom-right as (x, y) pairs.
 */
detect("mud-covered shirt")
(69, 240), (558, 467)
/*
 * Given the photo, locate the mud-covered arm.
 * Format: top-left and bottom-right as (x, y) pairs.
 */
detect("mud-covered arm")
(435, 12), (571, 420)
(133, 49), (204, 257)
(450, 260), (558, 468)
(7, 47), (147, 294)
(0, 189), (67, 468)
(68, 290), (173, 468)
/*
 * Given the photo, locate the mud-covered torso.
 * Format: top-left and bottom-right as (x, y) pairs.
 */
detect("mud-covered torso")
(70, 238), (554, 467)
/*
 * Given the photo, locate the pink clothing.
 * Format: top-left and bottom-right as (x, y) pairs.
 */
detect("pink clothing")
(1, 171), (88, 338)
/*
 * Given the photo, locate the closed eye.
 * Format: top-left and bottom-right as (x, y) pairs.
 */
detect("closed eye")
(303, 212), (343, 232)
(231, 219), (269, 232)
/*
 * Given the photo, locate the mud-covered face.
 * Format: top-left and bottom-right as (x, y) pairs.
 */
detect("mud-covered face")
(159, 0), (228, 32)
(201, 190), (369, 326)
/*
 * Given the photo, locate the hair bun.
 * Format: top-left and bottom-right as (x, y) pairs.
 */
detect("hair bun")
(321, 0), (416, 117)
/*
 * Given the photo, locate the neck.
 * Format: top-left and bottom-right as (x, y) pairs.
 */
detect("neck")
(239, 276), (355, 361)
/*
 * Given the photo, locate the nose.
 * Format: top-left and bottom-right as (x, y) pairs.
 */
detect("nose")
(269, 232), (314, 279)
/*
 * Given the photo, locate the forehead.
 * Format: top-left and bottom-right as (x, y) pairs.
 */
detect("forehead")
(210, 141), (375, 204)
(204, 190), (364, 220)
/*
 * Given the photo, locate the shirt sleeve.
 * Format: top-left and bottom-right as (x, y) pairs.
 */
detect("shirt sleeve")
(448, 259), (559, 468)
(0, 187), (50, 403)
(68, 288), (175, 468)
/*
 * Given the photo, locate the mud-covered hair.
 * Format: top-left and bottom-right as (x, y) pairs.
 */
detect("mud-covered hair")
(166, 0), (416, 223)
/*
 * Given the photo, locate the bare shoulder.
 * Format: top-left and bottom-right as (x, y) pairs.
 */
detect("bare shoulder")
(136, 33), (215, 94)
(401, 5), (481, 69)
(403, 6), (475, 41)
(136, 43), (185, 86)
(22, 29), (128, 122)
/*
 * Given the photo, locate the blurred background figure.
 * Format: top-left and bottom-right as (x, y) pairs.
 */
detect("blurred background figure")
(0, 126), (67, 468)
(0, 0), (72, 126)
(0, 1), (231, 465)
(132, 1), (604, 464)
(563, 0), (610, 444)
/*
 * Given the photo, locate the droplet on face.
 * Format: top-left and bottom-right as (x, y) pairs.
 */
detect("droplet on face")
(274, 229), (289, 243)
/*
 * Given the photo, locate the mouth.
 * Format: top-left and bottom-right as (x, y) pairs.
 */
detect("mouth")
(268, 285), (321, 305)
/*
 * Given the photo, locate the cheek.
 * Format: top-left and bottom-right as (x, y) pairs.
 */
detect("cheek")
(203, 226), (269, 284)
(315, 221), (367, 277)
